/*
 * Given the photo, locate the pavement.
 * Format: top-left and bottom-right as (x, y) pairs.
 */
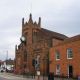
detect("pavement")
(0, 73), (48, 80)
(0, 72), (35, 80)
(0, 77), (7, 80)
(0, 72), (77, 80)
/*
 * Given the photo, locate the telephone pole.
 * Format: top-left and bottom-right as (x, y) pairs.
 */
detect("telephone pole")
(6, 50), (8, 72)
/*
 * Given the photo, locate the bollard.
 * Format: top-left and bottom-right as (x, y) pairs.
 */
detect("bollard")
(37, 71), (40, 80)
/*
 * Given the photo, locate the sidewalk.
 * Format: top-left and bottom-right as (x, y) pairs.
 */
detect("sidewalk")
(0, 72), (77, 80)
(0, 72), (48, 80)
(0, 72), (35, 80)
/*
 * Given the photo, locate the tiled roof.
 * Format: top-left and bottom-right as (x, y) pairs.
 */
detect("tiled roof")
(40, 28), (68, 40)
(54, 34), (80, 46)
(64, 34), (80, 42)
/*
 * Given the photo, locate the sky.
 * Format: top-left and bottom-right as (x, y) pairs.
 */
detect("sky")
(0, 0), (80, 60)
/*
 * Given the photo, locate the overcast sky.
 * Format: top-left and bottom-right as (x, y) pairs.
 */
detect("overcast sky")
(0, 0), (80, 60)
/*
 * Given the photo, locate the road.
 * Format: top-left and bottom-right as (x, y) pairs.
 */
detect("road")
(0, 72), (27, 80)
(0, 77), (7, 80)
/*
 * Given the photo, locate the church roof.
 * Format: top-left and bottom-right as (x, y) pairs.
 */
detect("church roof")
(40, 28), (68, 40)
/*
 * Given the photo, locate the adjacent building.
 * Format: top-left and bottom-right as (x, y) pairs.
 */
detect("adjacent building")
(0, 59), (14, 72)
(50, 35), (80, 77)
(0, 60), (4, 72)
(5, 59), (14, 72)
(15, 14), (67, 75)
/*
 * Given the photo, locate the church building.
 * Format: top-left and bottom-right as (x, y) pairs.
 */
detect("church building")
(15, 14), (68, 75)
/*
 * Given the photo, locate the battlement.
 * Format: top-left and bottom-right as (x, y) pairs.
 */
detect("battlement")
(22, 13), (41, 28)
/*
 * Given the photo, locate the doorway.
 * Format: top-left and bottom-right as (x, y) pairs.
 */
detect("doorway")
(68, 65), (73, 78)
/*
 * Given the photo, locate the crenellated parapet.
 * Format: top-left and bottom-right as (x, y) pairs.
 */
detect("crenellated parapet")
(22, 13), (41, 28)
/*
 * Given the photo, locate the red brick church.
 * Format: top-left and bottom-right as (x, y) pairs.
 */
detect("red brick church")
(14, 14), (68, 75)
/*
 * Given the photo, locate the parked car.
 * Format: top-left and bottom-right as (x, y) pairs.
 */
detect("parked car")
(0, 68), (5, 72)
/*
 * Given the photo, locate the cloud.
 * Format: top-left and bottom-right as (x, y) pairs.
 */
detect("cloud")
(0, 0), (80, 60)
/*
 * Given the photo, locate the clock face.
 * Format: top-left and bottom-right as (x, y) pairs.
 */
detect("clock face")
(21, 36), (26, 41)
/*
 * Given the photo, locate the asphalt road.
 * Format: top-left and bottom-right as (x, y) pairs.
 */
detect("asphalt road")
(0, 77), (8, 80)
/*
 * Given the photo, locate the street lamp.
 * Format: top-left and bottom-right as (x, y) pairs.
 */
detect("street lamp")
(20, 36), (26, 41)
(42, 57), (46, 80)
(43, 52), (50, 80)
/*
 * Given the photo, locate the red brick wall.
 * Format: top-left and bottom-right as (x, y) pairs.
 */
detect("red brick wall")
(50, 40), (80, 77)
(52, 38), (63, 46)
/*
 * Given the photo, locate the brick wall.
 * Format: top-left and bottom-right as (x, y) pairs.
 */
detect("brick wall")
(50, 37), (80, 77)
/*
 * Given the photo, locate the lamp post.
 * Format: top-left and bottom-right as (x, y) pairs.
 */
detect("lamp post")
(20, 35), (26, 74)
(42, 52), (49, 80)
(42, 57), (46, 80)
(6, 50), (8, 72)
(32, 58), (36, 78)
(47, 51), (49, 75)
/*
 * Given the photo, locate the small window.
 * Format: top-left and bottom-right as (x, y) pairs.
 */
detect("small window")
(67, 48), (73, 59)
(55, 50), (60, 60)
